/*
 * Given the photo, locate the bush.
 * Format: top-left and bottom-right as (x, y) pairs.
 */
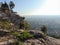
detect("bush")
(41, 25), (47, 34)
(12, 31), (34, 41)
(24, 20), (31, 30)
(0, 20), (11, 29)
(19, 31), (34, 41)
(19, 41), (23, 45)
(0, 19), (19, 30)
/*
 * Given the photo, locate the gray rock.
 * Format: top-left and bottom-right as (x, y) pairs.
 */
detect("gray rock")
(28, 30), (46, 38)
(0, 12), (25, 29)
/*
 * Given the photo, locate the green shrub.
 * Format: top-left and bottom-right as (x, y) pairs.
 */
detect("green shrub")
(24, 20), (31, 30)
(41, 25), (47, 34)
(19, 41), (23, 45)
(0, 19), (19, 30)
(19, 32), (34, 41)
(0, 20), (11, 29)
(12, 31), (34, 41)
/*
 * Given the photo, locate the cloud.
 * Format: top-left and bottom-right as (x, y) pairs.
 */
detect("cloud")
(19, 0), (60, 15)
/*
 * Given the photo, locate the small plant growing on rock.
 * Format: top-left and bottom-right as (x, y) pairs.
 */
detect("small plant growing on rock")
(24, 20), (31, 30)
(19, 31), (34, 41)
(12, 31), (34, 42)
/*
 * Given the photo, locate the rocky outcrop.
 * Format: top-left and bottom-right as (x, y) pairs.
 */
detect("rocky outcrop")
(0, 1), (25, 29)
(23, 36), (60, 45)
(10, 13), (25, 29)
(0, 12), (25, 29)
(23, 30), (60, 45)
(0, 34), (16, 45)
(0, 1), (60, 45)
(0, 30), (60, 45)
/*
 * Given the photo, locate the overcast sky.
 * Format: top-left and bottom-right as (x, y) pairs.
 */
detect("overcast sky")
(0, 0), (60, 16)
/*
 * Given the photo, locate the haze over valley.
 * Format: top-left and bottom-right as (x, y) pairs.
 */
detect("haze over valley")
(25, 15), (60, 35)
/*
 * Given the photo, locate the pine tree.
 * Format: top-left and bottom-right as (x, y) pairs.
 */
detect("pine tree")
(9, 1), (15, 10)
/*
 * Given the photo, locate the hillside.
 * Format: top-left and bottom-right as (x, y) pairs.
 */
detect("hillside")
(0, 30), (60, 45)
(0, 1), (60, 45)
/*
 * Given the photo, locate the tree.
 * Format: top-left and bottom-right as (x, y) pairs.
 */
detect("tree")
(9, 1), (15, 10)
(0, 2), (2, 8)
(1, 1), (9, 12)
(41, 25), (47, 34)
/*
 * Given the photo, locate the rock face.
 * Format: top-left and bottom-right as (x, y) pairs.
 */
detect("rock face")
(22, 30), (60, 45)
(0, 35), (16, 45)
(0, 1), (60, 45)
(0, 12), (25, 29)
(0, 30), (60, 45)
(0, 1), (25, 29)
(23, 37), (60, 45)
(28, 30), (46, 38)
(10, 13), (25, 29)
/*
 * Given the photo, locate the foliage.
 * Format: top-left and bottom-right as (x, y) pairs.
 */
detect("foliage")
(12, 31), (34, 41)
(19, 41), (23, 45)
(24, 20), (31, 30)
(0, 19), (18, 30)
(41, 25), (47, 34)
(9, 1), (15, 9)
(19, 31), (34, 41)
(0, 19), (10, 29)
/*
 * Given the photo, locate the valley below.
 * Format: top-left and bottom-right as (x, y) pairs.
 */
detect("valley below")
(25, 15), (60, 35)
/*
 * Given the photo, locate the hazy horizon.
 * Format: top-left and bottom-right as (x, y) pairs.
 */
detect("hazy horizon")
(25, 15), (60, 35)
(0, 0), (60, 16)
(21, 15), (60, 17)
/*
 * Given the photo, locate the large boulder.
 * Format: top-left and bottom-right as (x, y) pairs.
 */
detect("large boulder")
(28, 30), (46, 39)
(23, 36), (60, 45)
